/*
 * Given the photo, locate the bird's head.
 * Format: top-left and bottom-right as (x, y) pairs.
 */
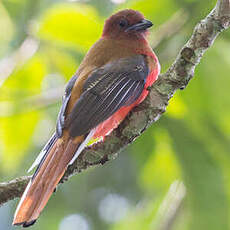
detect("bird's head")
(102, 9), (153, 40)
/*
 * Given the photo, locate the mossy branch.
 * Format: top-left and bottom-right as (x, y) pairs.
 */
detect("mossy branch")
(0, 0), (229, 206)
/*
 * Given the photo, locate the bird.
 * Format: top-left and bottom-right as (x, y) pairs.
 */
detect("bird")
(13, 9), (160, 227)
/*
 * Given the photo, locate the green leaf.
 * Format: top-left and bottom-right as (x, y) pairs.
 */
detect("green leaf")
(39, 46), (78, 80)
(121, 0), (178, 25)
(0, 54), (46, 101)
(37, 3), (103, 52)
(140, 127), (181, 191)
(0, 111), (40, 172)
(0, 54), (46, 172)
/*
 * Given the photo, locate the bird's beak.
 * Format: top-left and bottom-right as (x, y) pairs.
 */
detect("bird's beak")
(125, 19), (153, 32)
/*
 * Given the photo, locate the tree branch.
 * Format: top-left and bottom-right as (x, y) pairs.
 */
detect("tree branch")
(150, 180), (186, 230)
(150, 9), (189, 48)
(0, 0), (229, 206)
(0, 176), (30, 205)
(0, 37), (39, 87)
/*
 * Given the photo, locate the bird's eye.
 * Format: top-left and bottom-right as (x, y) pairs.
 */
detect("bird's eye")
(119, 19), (128, 28)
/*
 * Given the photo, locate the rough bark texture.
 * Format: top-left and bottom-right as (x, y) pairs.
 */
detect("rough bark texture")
(0, 0), (229, 206)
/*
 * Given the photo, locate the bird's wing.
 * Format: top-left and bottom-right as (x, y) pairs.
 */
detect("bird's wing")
(64, 54), (149, 137)
(56, 75), (78, 137)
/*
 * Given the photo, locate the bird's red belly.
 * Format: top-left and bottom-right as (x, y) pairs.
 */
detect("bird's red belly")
(93, 69), (158, 139)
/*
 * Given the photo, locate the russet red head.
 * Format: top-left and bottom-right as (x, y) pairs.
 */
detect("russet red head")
(102, 9), (153, 40)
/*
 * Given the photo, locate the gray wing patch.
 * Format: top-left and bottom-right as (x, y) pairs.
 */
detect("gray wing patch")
(56, 75), (78, 137)
(65, 55), (149, 137)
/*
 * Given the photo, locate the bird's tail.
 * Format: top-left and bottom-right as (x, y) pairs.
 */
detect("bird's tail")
(13, 133), (84, 227)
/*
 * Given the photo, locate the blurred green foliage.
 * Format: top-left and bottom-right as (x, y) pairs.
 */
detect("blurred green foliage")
(0, 0), (230, 230)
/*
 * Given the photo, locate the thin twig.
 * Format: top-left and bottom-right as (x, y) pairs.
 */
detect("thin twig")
(150, 9), (189, 48)
(150, 181), (186, 230)
(0, 37), (39, 87)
